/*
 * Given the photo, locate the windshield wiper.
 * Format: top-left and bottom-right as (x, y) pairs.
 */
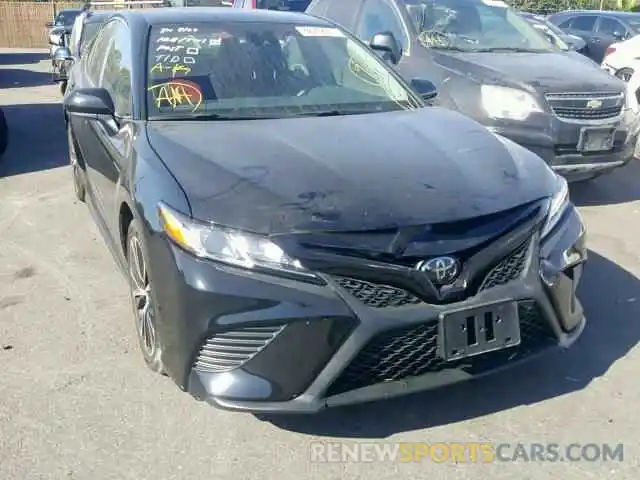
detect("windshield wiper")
(470, 47), (547, 53)
(151, 113), (278, 121)
(429, 45), (468, 52)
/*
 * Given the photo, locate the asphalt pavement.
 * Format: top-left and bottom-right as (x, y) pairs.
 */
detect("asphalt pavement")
(1, 49), (640, 480)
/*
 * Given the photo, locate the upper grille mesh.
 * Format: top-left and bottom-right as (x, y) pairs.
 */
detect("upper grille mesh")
(193, 325), (285, 373)
(333, 238), (531, 308)
(478, 240), (530, 292)
(333, 276), (423, 308)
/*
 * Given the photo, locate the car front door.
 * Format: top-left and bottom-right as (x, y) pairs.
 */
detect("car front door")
(593, 16), (629, 63)
(86, 19), (134, 237)
(71, 21), (116, 222)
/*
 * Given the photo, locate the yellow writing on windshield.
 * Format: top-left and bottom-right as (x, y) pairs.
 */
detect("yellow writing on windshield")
(149, 63), (192, 77)
(148, 80), (203, 111)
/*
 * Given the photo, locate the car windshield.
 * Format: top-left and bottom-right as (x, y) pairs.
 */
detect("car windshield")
(55, 10), (80, 27)
(403, 0), (555, 52)
(527, 18), (569, 50)
(146, 22), (421, 120)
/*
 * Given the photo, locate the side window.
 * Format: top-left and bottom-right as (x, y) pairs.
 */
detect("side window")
(557, 18), (573, 29)
(597, 17), (625, 36)
(86, 22), (117, 85)
(100, 22), (133, 117)
(355, 0), (407, 51)
(571, 15), (597, 32)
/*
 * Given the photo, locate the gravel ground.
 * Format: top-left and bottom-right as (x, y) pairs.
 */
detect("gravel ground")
(1, 48), (640, 480)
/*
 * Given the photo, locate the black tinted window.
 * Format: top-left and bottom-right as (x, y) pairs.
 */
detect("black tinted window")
(598, 17), (625, 36)
(257, 0), (311, 10)
(86, 22), (117, 85)
(55, 10), (80, 26)
(356, 0), (406, 48)
(102, 22), (132, 116)
(571, 15), (597, 32)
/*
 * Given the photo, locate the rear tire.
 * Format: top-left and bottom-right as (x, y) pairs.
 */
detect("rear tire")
(126, 219), (165, 375)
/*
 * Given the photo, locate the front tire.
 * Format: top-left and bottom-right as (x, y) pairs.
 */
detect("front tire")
(616, 67), (634, 82)
(67, 127), (86, 202)
(126, 219), (165, 374)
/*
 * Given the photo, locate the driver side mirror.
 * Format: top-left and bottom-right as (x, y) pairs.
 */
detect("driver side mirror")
(410, 78), (438, 102)
(369, 31), (402, 65)
(53, 46), (74, 65)
(612, 30), (626, 41)
(64, 88), (118, 133)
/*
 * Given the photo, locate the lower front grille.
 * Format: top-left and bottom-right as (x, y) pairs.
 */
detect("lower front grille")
(324, 300), (555, 397)
(193, 324), (285, 373)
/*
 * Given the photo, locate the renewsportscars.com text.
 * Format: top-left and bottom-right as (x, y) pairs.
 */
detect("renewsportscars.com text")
(309, 442), (625, 463)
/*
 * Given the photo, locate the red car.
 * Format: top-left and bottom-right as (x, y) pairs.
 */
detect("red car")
(230, 0), (311, 11)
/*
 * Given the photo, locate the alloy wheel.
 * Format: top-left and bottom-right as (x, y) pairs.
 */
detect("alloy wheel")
(128, 234), (157, 358)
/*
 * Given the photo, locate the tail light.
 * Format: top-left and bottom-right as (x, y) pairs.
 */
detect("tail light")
(605, 45), (617, 57)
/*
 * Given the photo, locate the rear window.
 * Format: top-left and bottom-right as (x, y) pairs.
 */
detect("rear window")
(257, 0), (311, 10)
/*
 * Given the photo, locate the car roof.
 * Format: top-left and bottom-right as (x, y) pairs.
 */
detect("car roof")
(115, 6), (328, 26)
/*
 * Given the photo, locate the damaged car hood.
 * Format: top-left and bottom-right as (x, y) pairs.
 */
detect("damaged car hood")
(146, 107), (557, 234)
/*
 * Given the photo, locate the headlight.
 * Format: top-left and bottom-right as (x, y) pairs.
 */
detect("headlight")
(481, 85), (542, 121)
(541, 174), (569, 239)
(158, 203), (315, 278)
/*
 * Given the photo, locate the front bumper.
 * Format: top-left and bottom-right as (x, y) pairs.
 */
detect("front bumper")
(488, 107), (640, 182)
(146, 207), (587, 414)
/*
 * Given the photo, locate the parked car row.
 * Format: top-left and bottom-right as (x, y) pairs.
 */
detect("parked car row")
(47, 2), (638, 414)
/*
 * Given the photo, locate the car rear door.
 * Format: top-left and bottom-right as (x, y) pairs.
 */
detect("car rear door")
(564, 14), (599, 61)
(593, 16), (630, 63)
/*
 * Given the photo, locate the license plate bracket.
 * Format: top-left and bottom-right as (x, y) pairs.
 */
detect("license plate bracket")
(577, 126), (615, 153)
(440, 301), (521, 362)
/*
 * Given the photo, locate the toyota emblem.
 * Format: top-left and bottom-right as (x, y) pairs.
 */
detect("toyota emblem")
(416, 256), (461, 286)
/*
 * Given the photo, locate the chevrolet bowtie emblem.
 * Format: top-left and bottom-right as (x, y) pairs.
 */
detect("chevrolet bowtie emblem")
(586, 99), (603, 109)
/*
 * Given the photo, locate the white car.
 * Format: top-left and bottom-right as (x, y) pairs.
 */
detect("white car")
(601, 35), (640, 82)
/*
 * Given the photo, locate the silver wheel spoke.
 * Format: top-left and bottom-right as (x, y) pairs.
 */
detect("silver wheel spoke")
(128, 233), (156, 358)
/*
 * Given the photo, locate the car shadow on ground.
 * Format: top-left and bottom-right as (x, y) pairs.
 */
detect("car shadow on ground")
(570, 159), (640, 207)
(0, 51), (48, 66)
(264, 250), (640, 437)
(0, 69), (54, 89)
(0, 103), (67, 177)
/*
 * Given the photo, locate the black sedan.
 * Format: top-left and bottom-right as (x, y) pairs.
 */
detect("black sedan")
(63, 7), (587, 413)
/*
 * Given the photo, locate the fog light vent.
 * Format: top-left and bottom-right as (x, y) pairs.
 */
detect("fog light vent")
(194, 324), (285, 373)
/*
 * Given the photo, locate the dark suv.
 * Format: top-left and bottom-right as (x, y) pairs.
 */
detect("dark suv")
(307, 0), (640, 182)
(548, 10), (640, 63)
